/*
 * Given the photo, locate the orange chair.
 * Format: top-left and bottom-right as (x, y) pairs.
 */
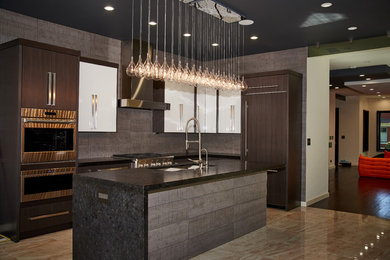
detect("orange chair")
(358, 154), (390, 179)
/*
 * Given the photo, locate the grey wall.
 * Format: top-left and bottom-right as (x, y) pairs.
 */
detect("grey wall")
(0, 8), (240, 159)
(241, 48), (308, 201)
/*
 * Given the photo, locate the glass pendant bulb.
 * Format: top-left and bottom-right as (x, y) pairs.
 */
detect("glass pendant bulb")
(126, 56), (136, 76)
(151, 58), (161, 80)
(188, 64), (197, 84)
(134, 55), (145, 78)
(195, 65), (202, 84)
(143, 56), (153, 79)
(167, 59), (176, 81)
(182, 63), (190, 83)
(175, 60), (184, 82)
(158, 58), (168, 80)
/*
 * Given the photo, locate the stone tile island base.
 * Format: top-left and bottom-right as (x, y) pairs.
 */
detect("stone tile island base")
(73, 171), (266, 260)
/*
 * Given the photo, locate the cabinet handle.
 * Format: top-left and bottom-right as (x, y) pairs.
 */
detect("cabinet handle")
(23, 118), (76, 124)
(267, 169), (279, 173)
(28, 211), (70, 221)
(230, 105), (235, 132)
(91, 94), (95, 129)
(245, 100), (248, 157)
(52, 73), (56, 106)
(94, 94), (98, 129)
(47, 72), (52, 105)
(179, 104), (183, 131)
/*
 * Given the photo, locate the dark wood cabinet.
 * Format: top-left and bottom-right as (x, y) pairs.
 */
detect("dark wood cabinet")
(21, 45), (79, 110)
(242, 70), (302, 210)
(0, 39), (80, 241)
(20, 197), (72, 239)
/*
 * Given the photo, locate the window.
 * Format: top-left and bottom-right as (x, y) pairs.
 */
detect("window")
(377, 111), (390, 151)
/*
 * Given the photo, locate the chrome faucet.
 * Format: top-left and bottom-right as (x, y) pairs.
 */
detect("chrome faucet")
(185, 117), (208, 167)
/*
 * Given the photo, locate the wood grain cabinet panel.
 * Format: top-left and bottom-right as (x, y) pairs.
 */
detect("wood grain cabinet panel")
(21, 45), (79, 110)
(242, 70), (302, 210)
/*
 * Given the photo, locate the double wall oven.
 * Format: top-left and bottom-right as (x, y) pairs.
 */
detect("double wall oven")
(21, 108), (76, 202)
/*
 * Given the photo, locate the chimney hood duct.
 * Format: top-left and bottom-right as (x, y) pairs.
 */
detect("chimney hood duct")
(119, 40), (170, 110)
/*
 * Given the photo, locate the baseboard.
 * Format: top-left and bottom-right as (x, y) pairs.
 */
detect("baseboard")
(300, 192), (330, 207)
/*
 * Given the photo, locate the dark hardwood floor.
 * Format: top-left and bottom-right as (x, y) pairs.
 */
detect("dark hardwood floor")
(310, 166), (390, 219)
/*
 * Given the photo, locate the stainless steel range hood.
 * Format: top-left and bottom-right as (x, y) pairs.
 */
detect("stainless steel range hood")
(118, 76), (170, 110)
(119, 40), (170, 110)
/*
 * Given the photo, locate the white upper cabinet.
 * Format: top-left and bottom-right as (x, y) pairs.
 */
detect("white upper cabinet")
(218, 90), (241, 133)
(164, 81), (195, 133)
(79, 61), (118, 132)
(196, 86), (217, 133)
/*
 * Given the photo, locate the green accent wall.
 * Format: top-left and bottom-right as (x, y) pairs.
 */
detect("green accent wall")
(308, 36), (390, 57)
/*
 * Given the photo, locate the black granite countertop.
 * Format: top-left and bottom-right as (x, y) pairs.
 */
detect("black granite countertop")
(75, 158), (284, 191)
(77, 152), (240, 167)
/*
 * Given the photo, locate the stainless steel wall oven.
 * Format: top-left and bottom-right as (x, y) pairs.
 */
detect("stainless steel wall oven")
(21, 167), (75, 202)
(21, 108), (76, 163)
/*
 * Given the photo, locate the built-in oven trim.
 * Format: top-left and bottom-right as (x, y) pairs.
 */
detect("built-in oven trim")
(21, 108), (77, 163)
(21, 167), (75, 202)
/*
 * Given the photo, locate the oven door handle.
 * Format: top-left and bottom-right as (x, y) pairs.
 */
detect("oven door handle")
(23, 118), (76, 124)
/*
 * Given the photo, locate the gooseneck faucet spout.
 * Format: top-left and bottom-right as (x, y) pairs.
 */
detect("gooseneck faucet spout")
(185, 117), (203, 166)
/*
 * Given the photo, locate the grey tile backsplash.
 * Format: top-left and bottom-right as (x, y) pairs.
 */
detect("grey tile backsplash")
(78, 108), (241, 158)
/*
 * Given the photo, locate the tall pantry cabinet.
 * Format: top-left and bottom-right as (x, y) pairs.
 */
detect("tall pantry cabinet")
(241, 70), (302, 210)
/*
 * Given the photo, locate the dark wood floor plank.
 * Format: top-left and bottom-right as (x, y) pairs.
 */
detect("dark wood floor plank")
(310, 166), (390, 220)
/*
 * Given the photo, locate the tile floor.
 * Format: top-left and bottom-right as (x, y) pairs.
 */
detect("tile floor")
(1, 207), (390, 259)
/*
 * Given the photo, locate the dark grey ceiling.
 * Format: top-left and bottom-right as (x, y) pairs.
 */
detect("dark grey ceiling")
(1, 0), (390, 56)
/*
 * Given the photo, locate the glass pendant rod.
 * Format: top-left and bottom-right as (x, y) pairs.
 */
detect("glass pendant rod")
(131, 0), (134, 57)
(155, 0), (159, 62)
(147, 0), (151, 61)
(139, 0), (142, 60)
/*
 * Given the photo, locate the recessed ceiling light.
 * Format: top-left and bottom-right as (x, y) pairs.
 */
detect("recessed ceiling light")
(149, 21), (157, 26)
(335, 87), (339, 89)
(378, 94), (382, 97)
(183, 33), (191, 37)
(239, 19), (254, 26)
(377, 92), (381, 94)
(369, 88), (374, 91)
(366, 78), (371, 80)
(382, 97), (386, 99)
(329, 84), (333, 87)
(250, 35), (258, 40)
(362, 85), (366, 87)
(104, 5), (114, 11)
(211, 43), (219, 47)
(359, 74), (365, 77)
(348, 26), (358, 31)
(321, 2), (333, 8)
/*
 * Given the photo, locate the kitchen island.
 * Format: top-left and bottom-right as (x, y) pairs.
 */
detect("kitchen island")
(73, 158), (283, 260)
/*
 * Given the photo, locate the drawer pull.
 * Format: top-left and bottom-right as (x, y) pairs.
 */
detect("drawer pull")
(267, 169), (279, 173)
(28, 211), (70, 221)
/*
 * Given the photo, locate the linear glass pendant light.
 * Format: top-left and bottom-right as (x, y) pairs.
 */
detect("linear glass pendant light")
(127, 0), (250, 90)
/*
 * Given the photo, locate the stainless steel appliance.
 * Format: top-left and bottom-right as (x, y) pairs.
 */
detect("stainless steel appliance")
(21, 167), (75, 202)
(112, 153), (174, 168)
(21, 108), (77, 163)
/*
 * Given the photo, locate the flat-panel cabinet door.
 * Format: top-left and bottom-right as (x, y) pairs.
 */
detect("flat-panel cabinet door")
(267, 169), (286, 207)
(218, 90), (241, 133)
(243, 92), (287, 164)
(52, 52), (79, 110)
(196, 86), (217, 133)
(79, 61), (117, 132)
(164, 81), (194, 133)
(21, 46), (53, 109)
